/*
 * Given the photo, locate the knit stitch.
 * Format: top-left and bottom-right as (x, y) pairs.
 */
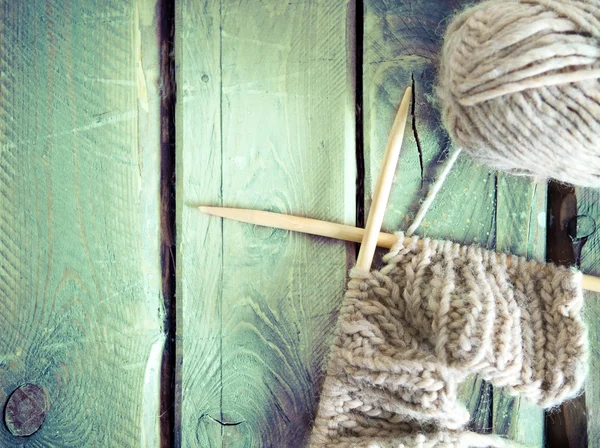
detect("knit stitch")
(310, 233), (587, 447)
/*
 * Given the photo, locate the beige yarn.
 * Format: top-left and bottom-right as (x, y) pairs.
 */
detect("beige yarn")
(438, 0), (600, 187)
(310, 233), (587, 448)
(311, 431), (523, 448)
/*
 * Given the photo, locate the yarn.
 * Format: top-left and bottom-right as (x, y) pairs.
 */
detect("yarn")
(311, 431), (523, 448)
(310, 233), (587, 447)
(438, 0), (600, 187)
(406, 149), (462, 236)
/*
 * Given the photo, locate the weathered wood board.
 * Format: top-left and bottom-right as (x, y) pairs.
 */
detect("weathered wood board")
(577, 187), (600, 448)
(0, 1), (164, 446)
(175, 0), (356, 446)
(363, 0), (545, 445)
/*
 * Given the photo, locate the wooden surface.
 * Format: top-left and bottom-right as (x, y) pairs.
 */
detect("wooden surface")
(363, 0), (545, 445)
(0, 1), (164, 446)
(577, 187), (600, 447)
(175, 0), (355, 446)
(2, 0), (598, 446)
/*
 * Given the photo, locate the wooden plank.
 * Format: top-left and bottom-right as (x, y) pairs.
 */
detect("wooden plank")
(174, 1), (222, 446)
(545, 182), (587, 448)
(0, 0), (164, 446)
(576, 187), (600, 447)
(175, 0), (355, 446)
(363, 0), (545, 444)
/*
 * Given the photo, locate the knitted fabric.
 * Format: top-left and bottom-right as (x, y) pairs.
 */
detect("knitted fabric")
(310, 233), (587, 447)
(312, 431), (522, 448)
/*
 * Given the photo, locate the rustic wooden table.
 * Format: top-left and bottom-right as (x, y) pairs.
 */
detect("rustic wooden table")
(1, 0), (598, 447)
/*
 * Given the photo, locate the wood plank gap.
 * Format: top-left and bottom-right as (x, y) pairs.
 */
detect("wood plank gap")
(158, 0), (177, 445)
(352, 0), (365, 233)
(218, 0), (225, 438)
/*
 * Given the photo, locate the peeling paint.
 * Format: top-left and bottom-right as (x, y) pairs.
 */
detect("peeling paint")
(135, 4), (149, 112)
(141, 336), (166, 448)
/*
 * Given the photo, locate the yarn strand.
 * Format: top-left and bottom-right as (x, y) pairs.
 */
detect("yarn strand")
(406, 148), (462, 236)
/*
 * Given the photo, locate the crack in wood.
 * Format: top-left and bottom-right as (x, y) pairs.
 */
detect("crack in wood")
(411, 74), (424, 188)
(199, 414), (245, 427)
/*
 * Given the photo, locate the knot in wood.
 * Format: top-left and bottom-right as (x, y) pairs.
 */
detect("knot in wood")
(4, 384), (49, 437)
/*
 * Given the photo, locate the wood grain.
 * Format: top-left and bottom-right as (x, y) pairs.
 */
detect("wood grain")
(175, 0), (355, 446)
(576, 187), (600, 448)
(0, 1), (164, 446)
(363, 0), (545, 444)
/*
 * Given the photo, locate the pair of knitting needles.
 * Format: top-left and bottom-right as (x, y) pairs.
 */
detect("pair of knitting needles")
(200, 87), (600, 294)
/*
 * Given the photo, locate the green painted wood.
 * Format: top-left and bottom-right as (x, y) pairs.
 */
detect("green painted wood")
(174, 1), (223, 446)
(175, 0), (356, 446)
(0, 1), (164, 446)
(363, 0), (545, 444)
(576, 187), (600, 447)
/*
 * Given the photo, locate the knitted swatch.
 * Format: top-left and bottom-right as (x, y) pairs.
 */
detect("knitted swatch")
(310, 233), (587, 447)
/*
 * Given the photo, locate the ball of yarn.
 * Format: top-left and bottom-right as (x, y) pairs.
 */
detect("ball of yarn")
(438, 0), (600, 187)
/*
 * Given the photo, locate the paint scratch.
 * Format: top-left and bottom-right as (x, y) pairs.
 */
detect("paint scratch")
(135, 4), (149, 112)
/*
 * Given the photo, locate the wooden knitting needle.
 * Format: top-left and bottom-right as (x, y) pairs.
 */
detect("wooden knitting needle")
(200, 205), (399, 248)
(356, 86), (412, 270)
(198, 205), (600, 293)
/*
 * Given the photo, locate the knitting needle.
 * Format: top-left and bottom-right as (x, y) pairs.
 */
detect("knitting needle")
(356, 86), (412, 270)
(198, 205), (600, 293)
(200, 205), (399, 248)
